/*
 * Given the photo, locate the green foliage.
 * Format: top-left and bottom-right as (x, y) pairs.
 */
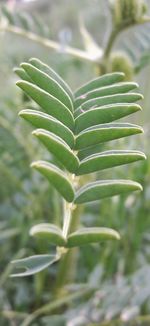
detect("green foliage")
(11, 57), (145, 277)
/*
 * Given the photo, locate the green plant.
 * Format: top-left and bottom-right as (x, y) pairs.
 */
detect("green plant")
(10, 57), (146, 277)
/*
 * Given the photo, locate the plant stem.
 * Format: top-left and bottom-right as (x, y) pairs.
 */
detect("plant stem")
(103, 28), (119, 59)
(21, 287), (93, 326)
(62, 201), (73, 239)
(0, 24), (100, 63)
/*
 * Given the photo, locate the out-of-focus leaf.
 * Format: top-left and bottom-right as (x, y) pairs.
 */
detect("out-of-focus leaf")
(11, 254), (59, 277)
(67, 227), (120, 247)
(30, 223), (66, 246)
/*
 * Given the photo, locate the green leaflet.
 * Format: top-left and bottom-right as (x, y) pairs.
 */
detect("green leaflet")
(74, 82), (138, 108)
(33, 129), (79, 173)
(30, 223), (66, 246)
(77, 150), (146, 175)
(21, 63), (73, 112)
(29, 58), (74, 102)
(31, 161), (75, 202)
(75, 103), (141, 133)
(75, 93), (143, 118)
(16, 81), (74, 130)
(14, 68), (33, 83)
(19, 109), (74, 148)
(74, 180), (142, 204)
(67, 227), (120, 247)
(74, 72), (125, 98)
(75, 123), (143, 150)
(11, 254), (59, 277)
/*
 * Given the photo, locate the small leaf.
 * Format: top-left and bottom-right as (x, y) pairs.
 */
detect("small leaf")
(29, 58), (74, 102)
(75, 103), (141, 133)
(75, 123), (143, 150)
(11, 254), (59, 277)
(67, 227), (120, 247)
(19, 109), (74, 148)
(31, 161), (75, 202)
(77, 150), (146, 175)
(74, 72), (125, 98)
(21, 63), (73, 112)
(75, 93), (143, 118)
(74, 82), (138, 108)
(74, 180), (142, 204)
(14, 68), (32, 83)
(16, 81), (74, 130)
(33, 129), (79, 173)
(30, 223), (66, 246)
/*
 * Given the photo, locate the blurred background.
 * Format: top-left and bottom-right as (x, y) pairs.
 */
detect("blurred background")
(0, 0), (150, 325)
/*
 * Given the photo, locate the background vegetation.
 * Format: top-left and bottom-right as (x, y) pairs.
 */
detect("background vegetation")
(0, 0), (150, 325)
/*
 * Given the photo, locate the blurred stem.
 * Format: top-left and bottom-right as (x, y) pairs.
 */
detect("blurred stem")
(21, 287), (93, 326)
(0, 24), (100, 63)
(103, 28), (119, 59)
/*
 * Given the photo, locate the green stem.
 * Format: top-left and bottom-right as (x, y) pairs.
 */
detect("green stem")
(62, 201), (73, 239)
(103, 28), (119, 59)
